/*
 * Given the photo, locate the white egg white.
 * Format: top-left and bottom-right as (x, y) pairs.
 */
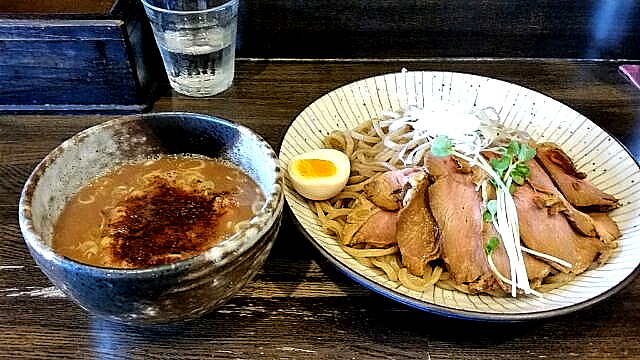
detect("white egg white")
(288, 148), (351, 200)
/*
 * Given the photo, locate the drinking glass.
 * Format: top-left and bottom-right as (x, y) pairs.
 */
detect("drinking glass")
(141, 0), (239, 97)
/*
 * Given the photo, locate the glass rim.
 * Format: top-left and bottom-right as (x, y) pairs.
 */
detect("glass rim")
(141, 0), (239, 15)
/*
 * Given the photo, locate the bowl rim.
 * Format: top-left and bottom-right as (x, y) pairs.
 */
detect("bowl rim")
(18, 112), (284, 277)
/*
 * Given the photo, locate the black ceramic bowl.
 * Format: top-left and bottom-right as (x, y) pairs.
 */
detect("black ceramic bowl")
(19, 112), (284, 325)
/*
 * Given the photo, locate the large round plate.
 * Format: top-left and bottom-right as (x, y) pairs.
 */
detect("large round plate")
(279, 71), (640, 321)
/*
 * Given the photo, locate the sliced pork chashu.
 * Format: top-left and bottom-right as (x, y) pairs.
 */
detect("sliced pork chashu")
(513, 159), (614, 274)
(395, 173), (440, 277)
(342, 167), (428, 249)
(363, 167), (426, 211)
(341, 196), (399, 249)
(480, 185), (554, 295)
(426, 153), (502, 294)
(535, 143), (620, 211)
(527, 155), (619, 244)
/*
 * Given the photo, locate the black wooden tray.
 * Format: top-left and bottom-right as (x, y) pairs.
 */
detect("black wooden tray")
(0, 0), (164, 113)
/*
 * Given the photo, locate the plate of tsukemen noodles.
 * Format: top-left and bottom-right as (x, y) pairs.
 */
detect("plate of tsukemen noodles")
(278, 70), (640, 321)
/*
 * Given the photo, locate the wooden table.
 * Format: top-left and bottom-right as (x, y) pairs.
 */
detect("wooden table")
(1, 59), (639, 359)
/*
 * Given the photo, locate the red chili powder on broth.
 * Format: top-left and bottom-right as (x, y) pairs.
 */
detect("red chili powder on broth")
(106, 178), (237, 267)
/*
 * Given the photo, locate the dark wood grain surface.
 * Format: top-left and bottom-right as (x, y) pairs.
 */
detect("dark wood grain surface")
(1, 59), (640, 359)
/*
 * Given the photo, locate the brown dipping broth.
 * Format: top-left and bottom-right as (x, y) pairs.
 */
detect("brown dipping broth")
(52, 154), (265, 268)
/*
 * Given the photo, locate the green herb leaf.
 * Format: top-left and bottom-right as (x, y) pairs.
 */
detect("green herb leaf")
(490, 156), (510, 177)
(518, 142), (536, 162)
(431, 136), (453, 157)
(508, 141), (520, 158)
(485, 236), (500, 255)
(514, 163), (530, 176)
(487, 199), (497, 214)
(511, 174), (524, 186)
(483, 200), (498, 223)
(511, 163), (530, 185)
(483, 210), (493, 223)
(490, 140), (535, 187)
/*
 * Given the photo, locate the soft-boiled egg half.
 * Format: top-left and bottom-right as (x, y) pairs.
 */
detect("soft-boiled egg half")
(288, 148), (351, 200)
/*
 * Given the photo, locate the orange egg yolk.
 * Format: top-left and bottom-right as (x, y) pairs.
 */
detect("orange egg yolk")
(293, 158), (336, 178)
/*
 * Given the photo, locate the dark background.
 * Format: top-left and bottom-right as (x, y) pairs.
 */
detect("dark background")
(2, 0), (638, 60)
(236, 0), (640, 60)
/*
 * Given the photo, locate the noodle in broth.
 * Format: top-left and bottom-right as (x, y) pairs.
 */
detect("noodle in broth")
(53, 154), (265, 268)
